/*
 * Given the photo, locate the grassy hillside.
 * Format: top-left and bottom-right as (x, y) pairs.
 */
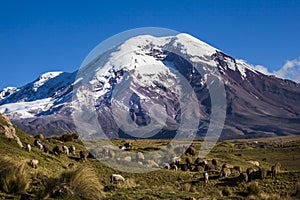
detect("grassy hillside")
(0, 125), (300, 199)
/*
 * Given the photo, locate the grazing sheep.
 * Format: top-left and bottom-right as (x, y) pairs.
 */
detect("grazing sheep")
(136, 152), (145, 162)
(195, 165), (205, 172)
(204, 172), (209, 184)
(220, 167), (231, 177)
(212, 159), (218, 166)
(172, 157), (181, 165)
(259, 167), (267, 179)
(69, 145), (75, 155)
(222, 163), (230, 169)
(185, 146), (196, 156)
(170, 163), (178, 171)
(233, 166), (242, 174)
(53, 145), (63, 158)
(195, 158), (207, 167)
(26, 144), (31, 152)
(185, 157), (193, 169)
(272, 165), (280, 178)
(205, 164), (214, 171)
(124, 142), (132, 149)
(275, 162), (281, 169)
(246, 167), (256, 181)
(68, 163), (75, 169)
(43, 144), (50, 153)
(30, 159), (39, 168)
(181, 164), (188, 171)
(62, 146), (69, 155)
(34, 139), (41, 147)
(110, 174), (125, 183)
(239, 172), (248, 183)
(80, 150), (89, 161)
(248, 160), (260, 167)
(162, 163), (170, 170)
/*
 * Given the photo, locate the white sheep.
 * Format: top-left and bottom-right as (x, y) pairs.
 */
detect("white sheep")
(110, 174), (125, 183)
(204, 172), (209, 184)
(26, 144), (31, 152)
(30, 159), (39, 168)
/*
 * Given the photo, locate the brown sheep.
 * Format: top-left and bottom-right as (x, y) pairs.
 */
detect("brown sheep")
(80, 150), (89, 161)
(69, 145), (76, 155)
(272, 165), (280, 178)
(205, 164), (214, 171)
(222, 163), (230, 169)
(195, 165), (205, 172)
(195, 158), (207, 167)
(212, 159), (218, 166)
(181, 164), (188, 171)
(53, 145), (63, 158)
(185, 157), (193, 169)
(185, 146), (196, 156)
(233, 166), (242, 174)
(43, 144), (50, 153)
(136, 152), (145, 162)
(239, 172), (248, 183)
(220, 167), (231, 177)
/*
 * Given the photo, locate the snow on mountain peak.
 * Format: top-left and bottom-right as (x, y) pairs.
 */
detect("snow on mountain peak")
(33, 71), (63, 92)
(0, 87), (19, 100)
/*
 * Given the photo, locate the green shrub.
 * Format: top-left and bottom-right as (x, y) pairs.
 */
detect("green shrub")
(0, 157), (29, 194)
(247, 182), (260, 196)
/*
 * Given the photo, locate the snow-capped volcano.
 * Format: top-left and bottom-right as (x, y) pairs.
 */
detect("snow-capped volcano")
(1, 33), (300, 139)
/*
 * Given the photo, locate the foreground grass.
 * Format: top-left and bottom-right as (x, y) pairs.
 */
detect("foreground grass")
(0, 130), (300, 199)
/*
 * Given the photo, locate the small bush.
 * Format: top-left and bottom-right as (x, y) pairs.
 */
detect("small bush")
(0, 157), (29, 194)
(59, 133), (79, 142)
(247, 182), (260, 196)
(222, 186), (233, 196)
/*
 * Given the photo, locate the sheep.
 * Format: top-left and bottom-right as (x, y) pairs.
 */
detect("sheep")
(205, 164), (215, 171)
(248, 160), (260, 167)
(246, 167), (256, 181)
(108, 150), (115, 159)
(124, 142), (132, 149)
(53, 145), (63, 158)
(43, 144), (50, 153)
(212, 159), (218, 166)
(259, 167), (267, 180)
(271, 165), (280, 178)
(185, 146), (196, 156)
(69, 145), (75, 155)
(123, 156), (132, 162)
(62, 146), (69, 155)
(233, 166), (242, 174)
(181, 164), (188, 171)
(80, 150), (89, 161)
(26, 144), (31, 152)
(162, 163), (170, 170)
(220, 167), (231, 177)
(222, 163), (230, 169)
(239, 172), (248, 183)
(195, 158), (207, 167)
(136, 152), (145, 162)
(30, 159), (39, 168)
(170, 162), (178, 171)
(204, 172), (209, 184)
(185, 157), (193, 169)
(68, 163), (75, 169)
(110, 174), (125, 183)
(195, 165), (205, 172)
(34, 139), (40, 147)
(172, 157), (181, 165)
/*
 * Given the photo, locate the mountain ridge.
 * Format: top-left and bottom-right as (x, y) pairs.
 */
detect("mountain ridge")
(1, 33), (300, 139)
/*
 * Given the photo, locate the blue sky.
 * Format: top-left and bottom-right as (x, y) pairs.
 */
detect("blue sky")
(1, 0), (300, 89)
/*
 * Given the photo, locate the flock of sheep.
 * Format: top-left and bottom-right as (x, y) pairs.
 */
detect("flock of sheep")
(25, 138), (281, 185)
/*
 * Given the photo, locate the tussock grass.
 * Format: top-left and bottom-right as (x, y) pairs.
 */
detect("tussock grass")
(42, 165), (104, 200)
(0, 156), (29, 194)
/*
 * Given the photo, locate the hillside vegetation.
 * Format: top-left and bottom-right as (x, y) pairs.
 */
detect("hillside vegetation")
(0, 116), (300, 199)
